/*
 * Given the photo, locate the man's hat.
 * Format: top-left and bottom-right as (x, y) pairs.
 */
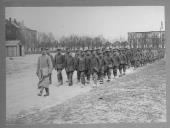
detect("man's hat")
(65, 48), (69, 51)
(91, 48), (94, 51)
(41, 47), (46, 51)
(65, 48), (71, 53)
(68, 49), (71, 53)
(76, 49), (80, 52)
(112, 49), (118, 52)
(57, 48), (61, 51)
(83, 49), (87, 52)
(119, 48), (124, 51)
(98, 50), (103, 54)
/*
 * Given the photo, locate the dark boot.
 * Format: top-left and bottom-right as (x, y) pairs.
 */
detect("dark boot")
(38, 87), (44, 96)
(44, 88), (49, 96)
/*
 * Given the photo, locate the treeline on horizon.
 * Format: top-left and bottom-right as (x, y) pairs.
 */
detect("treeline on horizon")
(37, 32), (128, 50)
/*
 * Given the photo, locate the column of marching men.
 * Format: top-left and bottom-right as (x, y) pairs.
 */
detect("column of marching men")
(36, 47), (165, 96)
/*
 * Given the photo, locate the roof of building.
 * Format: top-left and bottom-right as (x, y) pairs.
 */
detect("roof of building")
(6, 18), (37, 32)
(6, 40), (21, 46)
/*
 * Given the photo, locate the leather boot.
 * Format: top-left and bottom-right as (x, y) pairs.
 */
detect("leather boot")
(38, 87), (44, 96)
(44, 88), (49, 96)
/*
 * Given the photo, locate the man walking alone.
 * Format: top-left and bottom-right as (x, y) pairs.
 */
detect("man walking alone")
(36, 48), (53, 96)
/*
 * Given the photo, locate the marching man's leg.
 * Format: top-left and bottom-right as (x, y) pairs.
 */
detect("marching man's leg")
(77, 70), (80, 83)
(80, 71), (85, 86)
(68, 71), (73, 86)
(119, 64), (123, 77)
(92, 72), (98, 87)
(107, 68), (111, 82)
(38, 86), (44, 96)
(57, 69), (63, 85)
(44, 87), (49, 96)
(123, 64), (126, 75)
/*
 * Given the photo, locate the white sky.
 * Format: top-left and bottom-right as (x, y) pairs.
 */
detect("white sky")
(5, 6), (165, 41)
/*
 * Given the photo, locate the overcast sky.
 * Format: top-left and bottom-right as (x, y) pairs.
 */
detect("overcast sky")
(5, 6), (165, 41)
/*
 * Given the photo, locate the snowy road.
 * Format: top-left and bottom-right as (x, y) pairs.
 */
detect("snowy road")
(6, 54), (166, 124)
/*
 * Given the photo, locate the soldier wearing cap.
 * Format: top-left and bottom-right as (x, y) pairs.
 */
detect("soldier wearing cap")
(98, 50), (105, 84)
(103, 49), (113, 82)
(77, 50), (86, 86)
(130, 49), (135, 68)
(54, 48), (65, 85)
(46, 48), (54, 84)
(140, 49), (145, 66)
(64, 50), (75, 86)
(64, 48), (70, 82)
(133, 49), (139, 69)
(112, 49), (120, 78)
(84, 49), (91, 84)
(74, 50), (81, 83)
(96, 49), (101, 80)
(119, 49), (127, 76)
(36, 47), (53, 96)
(90, 50), (100, 87)
(125, 48), (132, 68)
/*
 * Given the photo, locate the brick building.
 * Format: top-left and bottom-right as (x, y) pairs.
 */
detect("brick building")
(6, 18), (38, 54)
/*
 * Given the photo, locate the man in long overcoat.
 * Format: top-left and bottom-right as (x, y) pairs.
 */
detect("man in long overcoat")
(119, 50), (127, 76)
(112, 50), (120, 78)
(74, 50), (81, 83)
(77, 50), (86, 86)
(98, 51), (105, 84)
(103, 49), (113, 82)
(36, 48), (53, 96)
(90, 50), (100, 86)
(85, 49), (91, 84)
(64, 50), (75, 86)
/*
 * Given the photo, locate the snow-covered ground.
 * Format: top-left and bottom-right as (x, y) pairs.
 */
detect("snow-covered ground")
(6, 54), (92, 121)
(12, 58), (165, 124)
(6, 54), (162, 124)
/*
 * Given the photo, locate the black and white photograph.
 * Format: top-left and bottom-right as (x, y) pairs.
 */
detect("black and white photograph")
(5, 6), (166, 124)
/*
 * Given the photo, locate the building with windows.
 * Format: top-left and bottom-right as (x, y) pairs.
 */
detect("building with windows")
(128, 31), (165, 49)
(6, 18), (38, 54)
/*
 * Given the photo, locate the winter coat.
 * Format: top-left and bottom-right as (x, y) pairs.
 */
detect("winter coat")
(103, 55), (113, 68)
(36, 55), (53, 75)
(112, 53), (120, 67)
(85, 55), (91, 70)
(119, 53), (127, 64)
(98, 56), (105, 71)
(77, 56), (86, 72)
(126, 51), (132, 62)
(74, 55), (79, 70)
(54, 53), (65, 70)
(90, 55), (100, 73)
(65, 55), (75, 72)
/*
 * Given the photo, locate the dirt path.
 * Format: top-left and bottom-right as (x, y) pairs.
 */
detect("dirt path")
(8, 59), (166, 124)
(6, 54), (92, 122)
